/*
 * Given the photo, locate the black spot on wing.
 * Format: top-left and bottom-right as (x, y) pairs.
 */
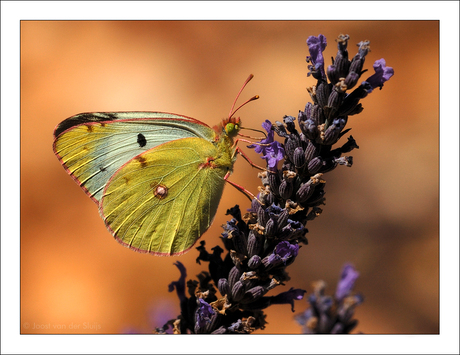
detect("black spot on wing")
(137, 133), (147, 147)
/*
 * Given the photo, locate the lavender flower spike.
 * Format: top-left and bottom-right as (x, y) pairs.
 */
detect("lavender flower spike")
(157, 33), (392, 334)
(296, 264), (363, 334)
(362, 58), (394, 93)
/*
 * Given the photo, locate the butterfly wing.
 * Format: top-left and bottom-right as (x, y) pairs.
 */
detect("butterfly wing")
(99, 137), (233, 256)
(53, 112), (216, 203)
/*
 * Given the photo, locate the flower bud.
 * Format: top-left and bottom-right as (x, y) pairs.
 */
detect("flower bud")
(327, 80), (346, 114)
(300, 119), (318, 141)
(218, 278), (230, 296)
(264, 192), (275, 206)
(240, 286), (266, 304)
(203, 310), (221, 333)
(283, 115), (297, 133)
(277, 208), (290, 229)
(258, 186), (271, 206)
(262, 241), (299, 270)
(344, 71), (359, 91)
(256, 207), (269, 227)
(250, 197), (262, 214)
(279, 178), (293, 200)
(247, 231), (264, 258)
(311, 104), (323, 126)
(231, 281), (245, 302)
(284, 138), (298, 162)
(228, 266), (242, 290)
(316, 81), (332, 108)
(323, 126), (340, 146)
(247, 255), (262, 269)
(274, 121), (289, 138)
(194, 298), (215, 334)
(333, 42), (351, 81)
(239, 271), (258, 291)
(296, 181), (315, 203)
(231, 229), (248, 256)
(323, 118), (346, 145)
(307, 157), (323, 175)
(293, 147), (306, 168)
(298, 103), (311, 123)
(267, 172), (281, 197)
(327, 64), (339, 86)
(264, 218), (277, 238)
(304, 141), (319, 163)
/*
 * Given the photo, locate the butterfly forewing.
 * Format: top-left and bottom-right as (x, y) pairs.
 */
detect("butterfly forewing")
(99, 137), (232, 256)
(53, 112), (215, 202)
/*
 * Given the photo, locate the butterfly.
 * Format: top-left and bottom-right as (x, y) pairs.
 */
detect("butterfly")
(53, 75), (259, 256)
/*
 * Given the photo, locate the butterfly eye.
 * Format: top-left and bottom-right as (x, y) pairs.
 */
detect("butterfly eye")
(225, 123), (235, 134)
(225, 122), (241, 136)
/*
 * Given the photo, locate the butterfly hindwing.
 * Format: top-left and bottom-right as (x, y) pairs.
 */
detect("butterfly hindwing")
(99, 137), (233, 256)
(53, 112), (215, 203)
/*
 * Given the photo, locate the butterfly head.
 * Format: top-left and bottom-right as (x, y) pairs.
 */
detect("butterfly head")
(223, 116), (241, 138)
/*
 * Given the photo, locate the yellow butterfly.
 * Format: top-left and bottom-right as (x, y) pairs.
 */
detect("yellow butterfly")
(53, 75), (258, 256)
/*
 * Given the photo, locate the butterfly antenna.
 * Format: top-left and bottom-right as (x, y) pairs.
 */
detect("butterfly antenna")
(228, 74), (259, 119)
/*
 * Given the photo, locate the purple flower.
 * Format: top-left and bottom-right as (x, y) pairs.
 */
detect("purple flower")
(335, 263), (360, 301)
(227, 319), (243, 332)
(306, 34), (327, 80)
(267, 204), (284, 215)
(280, 219), (307, 242)
(270, 287), (306, 312)
(248, 120), (273, 154)
(362, 58), (394, 93)
(296, 265), (363, 334)
(195, 298), (215, 331)
(263, 241), (299, 268)
(168, 261), (187, 303)
(275, 241), (300, 262)
(221, 218), (238, 239)
(248, 119), (285, 169)
(262, 142), (285, 169)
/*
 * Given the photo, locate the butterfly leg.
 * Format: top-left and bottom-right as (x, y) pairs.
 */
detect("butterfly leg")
(232, 145), (266, 171)
(224, 171), (264, 205)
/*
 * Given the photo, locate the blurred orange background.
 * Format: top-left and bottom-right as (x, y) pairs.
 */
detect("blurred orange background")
(20, 21), (439, 335)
